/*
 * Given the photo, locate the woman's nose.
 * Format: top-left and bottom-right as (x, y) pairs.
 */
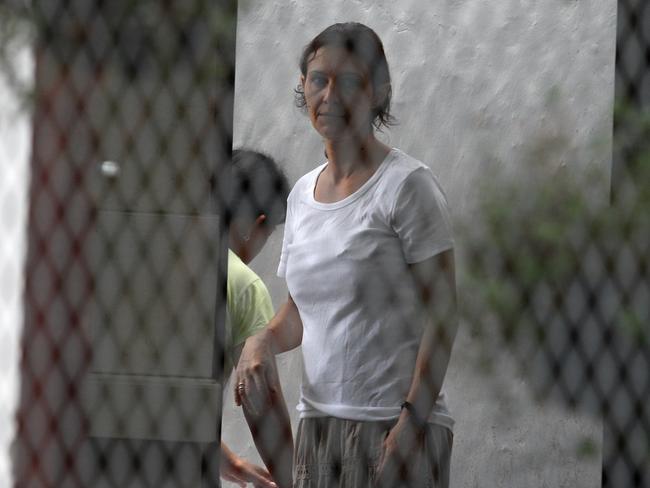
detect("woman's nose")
(323, 81), (340, 104)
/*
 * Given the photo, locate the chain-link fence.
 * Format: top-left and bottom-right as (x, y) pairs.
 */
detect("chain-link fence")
(461, 2), (649, 487)
(12, 1), (237, 486)
(0, 1), (647, 487)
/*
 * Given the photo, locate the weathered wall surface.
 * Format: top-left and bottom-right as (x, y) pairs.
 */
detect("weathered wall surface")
(222, 1), (617, 486)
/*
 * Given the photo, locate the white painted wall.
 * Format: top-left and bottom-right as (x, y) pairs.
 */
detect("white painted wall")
(223, 0), (616, 486)
(0, 44), (32, 488)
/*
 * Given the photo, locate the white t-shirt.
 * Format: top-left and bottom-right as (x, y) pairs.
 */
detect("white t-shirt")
(278, 148), (455, 430)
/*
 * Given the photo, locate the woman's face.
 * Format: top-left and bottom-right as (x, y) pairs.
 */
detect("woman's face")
(301, 46), (375, 143)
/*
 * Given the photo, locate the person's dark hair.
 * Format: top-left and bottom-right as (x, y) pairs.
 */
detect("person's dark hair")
(227, 149), (290, 228)
(294, 22), (396, 130)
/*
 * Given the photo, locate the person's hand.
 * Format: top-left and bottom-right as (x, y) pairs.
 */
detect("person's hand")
(374, 417), (422, 488)
(221, 450), (277, 488)
(234, 331), (280, 415)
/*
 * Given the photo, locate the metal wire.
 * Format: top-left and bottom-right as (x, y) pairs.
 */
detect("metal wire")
(3, 1), (648, 487)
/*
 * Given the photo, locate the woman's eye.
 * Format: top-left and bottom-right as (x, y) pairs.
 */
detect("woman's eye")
(339, 78), (363, 93)
(310, 75), (327, 88)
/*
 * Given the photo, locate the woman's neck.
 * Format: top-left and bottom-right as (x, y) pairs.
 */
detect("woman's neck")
(324, 134), (390, 181)
(313, 134), (392, 204)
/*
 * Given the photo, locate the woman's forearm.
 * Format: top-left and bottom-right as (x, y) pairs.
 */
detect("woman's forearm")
(377, 252), (457, 486)
(405, 313), (457, 422)
(404, 250), (458, 421)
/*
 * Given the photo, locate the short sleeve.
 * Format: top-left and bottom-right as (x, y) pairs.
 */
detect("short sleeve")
(277, 195), (294, 278)
(230, 278), (274, 346)
(391, 167), (454, 263)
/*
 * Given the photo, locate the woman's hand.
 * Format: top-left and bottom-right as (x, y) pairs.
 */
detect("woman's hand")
(375, 416), (422, 488)
(234, 330), (280, 416)
(235, 295), (303, 415)
(220, 445), (277, 488)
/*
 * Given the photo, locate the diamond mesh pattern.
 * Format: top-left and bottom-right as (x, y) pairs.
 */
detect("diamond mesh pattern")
(460, 3), (650, 487)
(1, 1), (647, 487)
(13, 1), (237, 487)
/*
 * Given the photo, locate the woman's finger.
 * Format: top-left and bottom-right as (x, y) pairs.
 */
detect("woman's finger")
(253, 480), (277, 488)
(220, 471), (246, 487)
(234, 379), (246, 406)
(238, 366), (262, 415)
(264, 359), (282, 401)
(250, 464), (277, 488)
(247, 364), (270, 414)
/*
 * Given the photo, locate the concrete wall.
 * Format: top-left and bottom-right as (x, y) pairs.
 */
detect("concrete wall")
(222, 0), (617, 486)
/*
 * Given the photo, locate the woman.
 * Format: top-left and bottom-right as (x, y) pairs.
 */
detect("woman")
(236, 23), (457, 488)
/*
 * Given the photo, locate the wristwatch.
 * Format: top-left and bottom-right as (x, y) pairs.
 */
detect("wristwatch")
(400, 401), (427, 430)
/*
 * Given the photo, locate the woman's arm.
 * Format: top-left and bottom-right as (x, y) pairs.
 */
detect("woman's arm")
(260, 293), (304, 355)
(233, 294), (303, 488)
(377, 249), (458, 486)
(234, 294), (303, 409)
(403, 249), (457, 420)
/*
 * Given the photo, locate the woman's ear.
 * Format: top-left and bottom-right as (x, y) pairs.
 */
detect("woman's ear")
(254, 214), (267, 227)
(300, 75), (306, 90)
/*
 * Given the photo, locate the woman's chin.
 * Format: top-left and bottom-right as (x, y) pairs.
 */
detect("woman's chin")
(315, 124), (366, 144)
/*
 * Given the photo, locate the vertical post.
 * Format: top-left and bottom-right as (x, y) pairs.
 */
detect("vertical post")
(15, 1), (238, 486)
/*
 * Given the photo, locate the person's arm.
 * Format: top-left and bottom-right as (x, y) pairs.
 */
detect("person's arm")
(376, 249), (458, 486)
(234, 294), (302, 488)
(235, 293), (303, 410)
(220, 441), (277, 488)
(403, 249), (457, 424)
(247, 293), (304, 355)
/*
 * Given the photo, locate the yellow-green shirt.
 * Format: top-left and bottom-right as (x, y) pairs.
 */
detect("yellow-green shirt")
(225, 250), (274, 377)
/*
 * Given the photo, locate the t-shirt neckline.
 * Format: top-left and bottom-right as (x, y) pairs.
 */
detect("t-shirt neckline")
(307, 148), (397, 210)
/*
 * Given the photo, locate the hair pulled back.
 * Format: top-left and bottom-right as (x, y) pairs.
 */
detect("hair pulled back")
(295, 22), (396, 130)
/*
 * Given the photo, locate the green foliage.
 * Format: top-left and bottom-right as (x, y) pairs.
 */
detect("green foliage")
(459, 100), (650, 367)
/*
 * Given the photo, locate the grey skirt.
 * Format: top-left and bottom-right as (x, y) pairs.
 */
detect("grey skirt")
(293, 417), (452, 488)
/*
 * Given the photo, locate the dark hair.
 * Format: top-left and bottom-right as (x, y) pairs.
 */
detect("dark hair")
(227, 149), (290, 228)
(294, 22), (396, 130)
